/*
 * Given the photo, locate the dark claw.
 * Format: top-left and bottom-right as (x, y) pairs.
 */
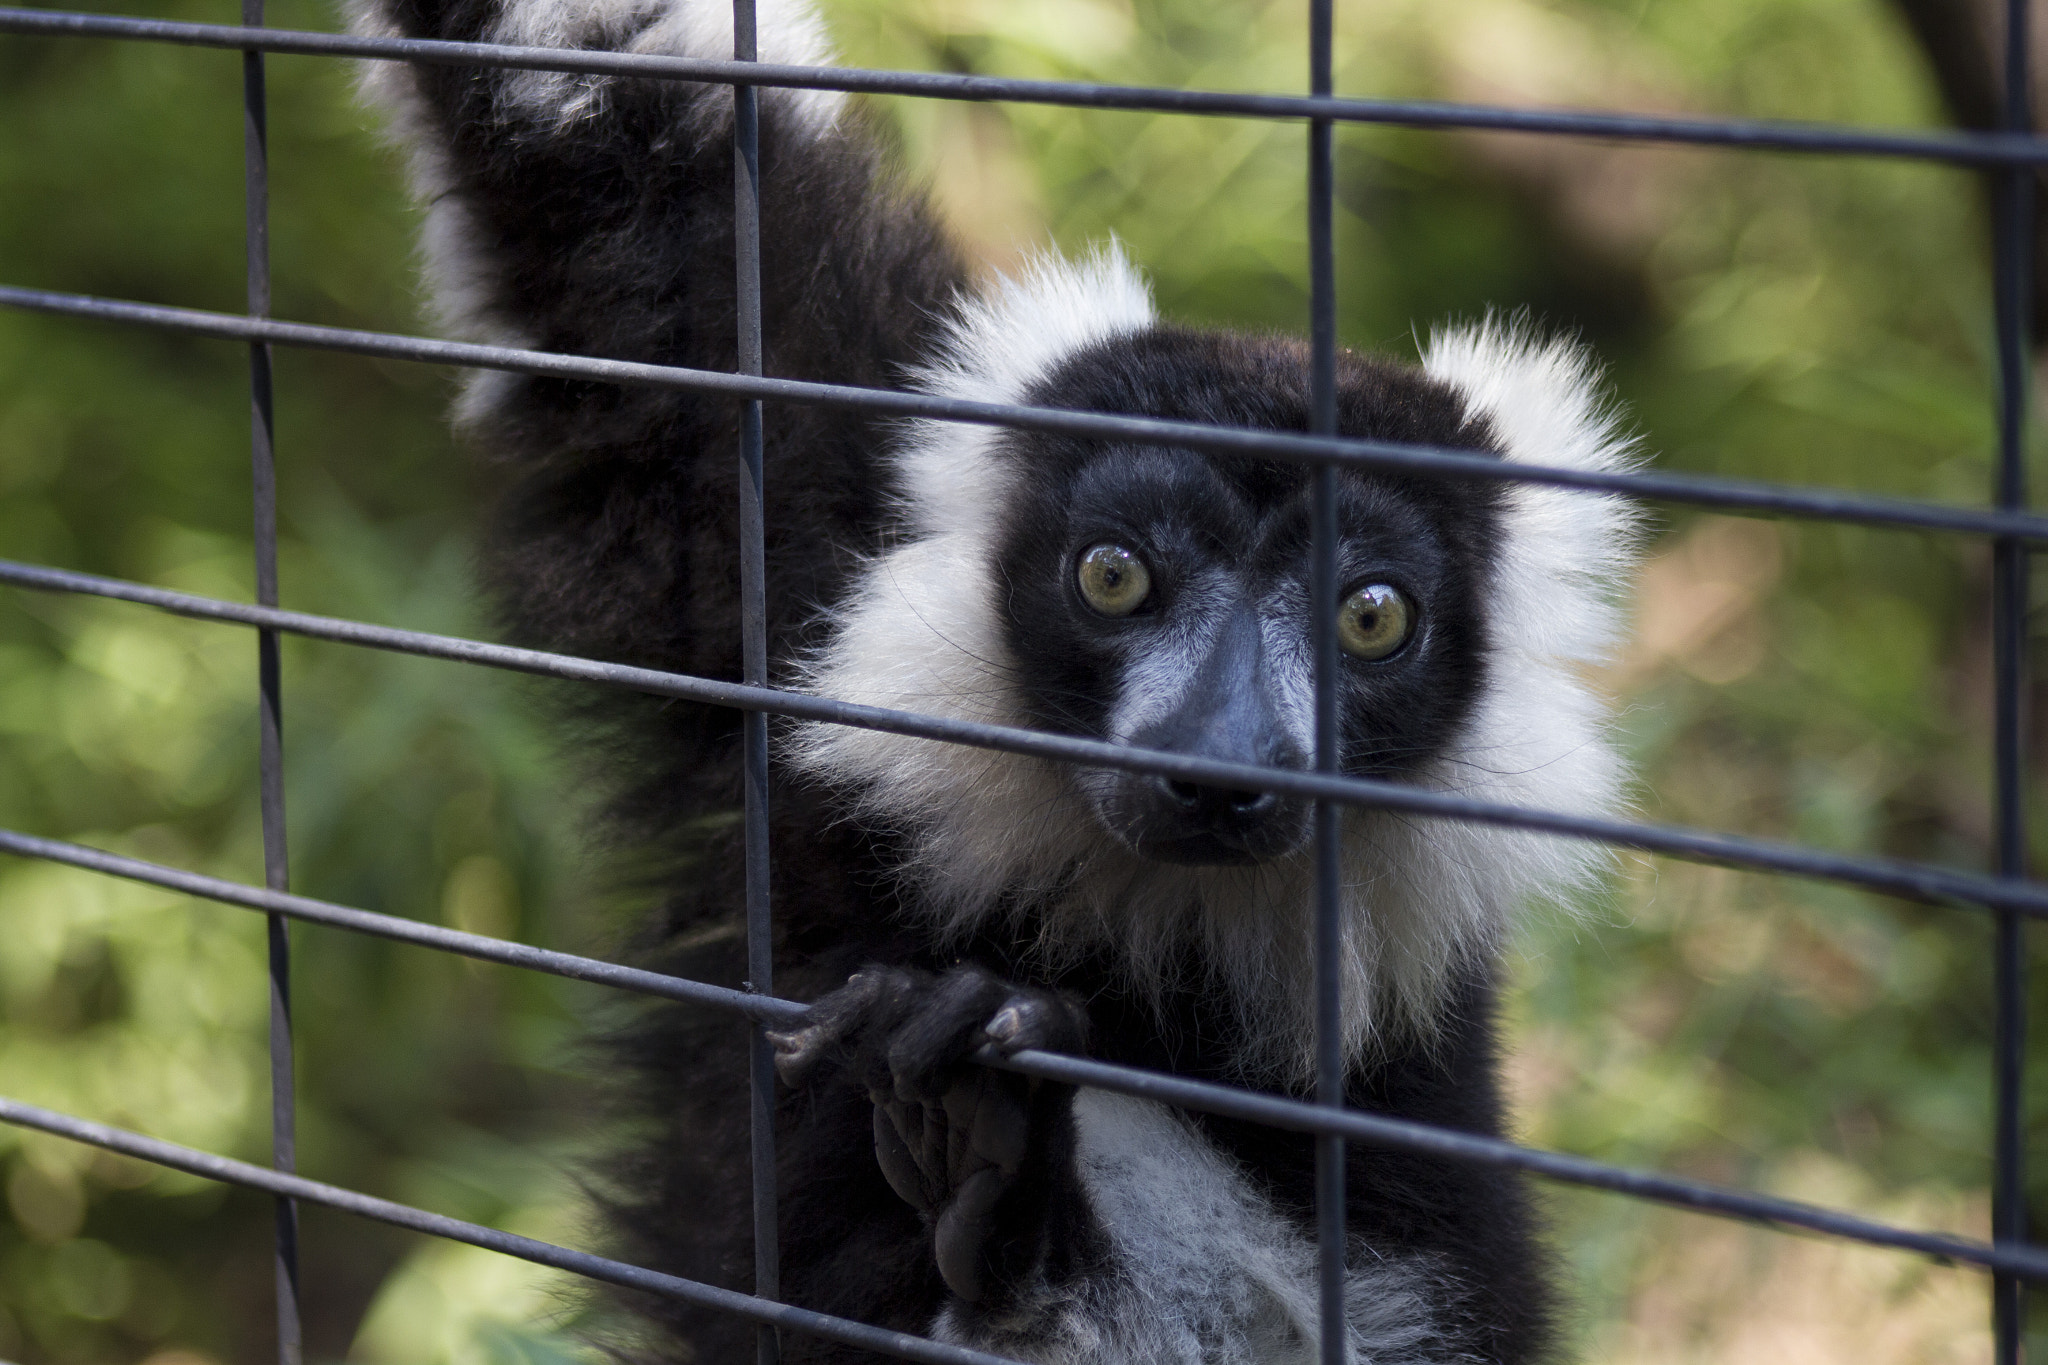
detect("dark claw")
(766, 968), (892, 1087)
(766, 1023), (830, 1088)
(982, 1001), (1032, 1049)
(983, 992), (1085, 1053)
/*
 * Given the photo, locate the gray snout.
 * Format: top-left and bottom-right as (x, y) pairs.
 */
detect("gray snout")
(1105, 606), (1311, 865)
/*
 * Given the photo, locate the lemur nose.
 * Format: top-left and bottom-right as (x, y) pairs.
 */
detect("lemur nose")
(1162, 778), (1279, 822)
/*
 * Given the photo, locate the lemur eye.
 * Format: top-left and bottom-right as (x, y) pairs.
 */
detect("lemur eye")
(1337, 583), (1413, 660)
(1076, 543), (1153, 617)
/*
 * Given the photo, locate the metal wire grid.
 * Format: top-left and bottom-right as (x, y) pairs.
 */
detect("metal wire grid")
(0, 0), (2041, 1361)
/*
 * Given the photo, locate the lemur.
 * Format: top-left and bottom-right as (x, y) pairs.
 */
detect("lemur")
(353, 0), (1641, 1359)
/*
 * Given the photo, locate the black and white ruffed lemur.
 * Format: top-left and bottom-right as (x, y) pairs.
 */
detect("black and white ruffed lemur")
(353, 0), (1642, 1358)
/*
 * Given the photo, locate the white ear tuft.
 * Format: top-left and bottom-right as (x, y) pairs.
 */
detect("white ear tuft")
(1415, 313), (1646, 927)
(916, 244), (1157, 407)
(889, 243), (1155, 540)
(1422, 313), (1646, 668)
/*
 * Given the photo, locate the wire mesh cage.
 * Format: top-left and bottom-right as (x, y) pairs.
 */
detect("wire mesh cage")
(0, 0), (2042, 1361)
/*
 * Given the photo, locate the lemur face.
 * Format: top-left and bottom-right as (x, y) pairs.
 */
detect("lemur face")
(995, 329), (1505, 867)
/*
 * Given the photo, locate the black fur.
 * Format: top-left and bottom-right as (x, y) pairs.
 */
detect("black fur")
(997, 329), (1505, 781)
(362, 4), (1558, 1359)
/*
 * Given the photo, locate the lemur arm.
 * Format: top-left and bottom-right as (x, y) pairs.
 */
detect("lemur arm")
(354, 0), (970, 682)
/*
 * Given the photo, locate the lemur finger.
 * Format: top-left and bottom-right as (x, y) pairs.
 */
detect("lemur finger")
(766, 966), (908, 1089)
(886, 1096), (932, 1172)
(937, 1069), (1029, 1178)
(873, 1104), (934, 1215)
(941, 1071), (983, 1178)
(965, 1078), (1031, 1174)
(932, 1166), (1008, 1305)
(885, 968), (1011, 1102)
(822, 967), (902, 1033)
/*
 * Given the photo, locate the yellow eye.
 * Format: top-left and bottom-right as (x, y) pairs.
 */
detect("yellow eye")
(1337, 583), (1413, 660)
(1076, 543), (1153, 616)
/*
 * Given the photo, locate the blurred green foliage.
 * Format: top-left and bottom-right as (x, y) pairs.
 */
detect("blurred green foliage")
(1, 0), (2044, 1360)
(0, 4), (600, 1360)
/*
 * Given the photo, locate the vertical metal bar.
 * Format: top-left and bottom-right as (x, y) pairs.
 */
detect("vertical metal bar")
(243, 5), (299, 1364)
(1994, 3), (2034, 1361)
(731, 6), (779, 1365)
(1996, 5), (2036, 1364)
(1307, 3), (1344, 1364)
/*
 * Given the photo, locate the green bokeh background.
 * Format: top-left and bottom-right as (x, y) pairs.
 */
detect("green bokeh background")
(1, 0), (2044, 1360)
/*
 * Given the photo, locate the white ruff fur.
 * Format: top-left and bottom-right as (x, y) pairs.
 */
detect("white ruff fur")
(934, 1092), (1448, 1364)
(792, 265), (1642, 1084)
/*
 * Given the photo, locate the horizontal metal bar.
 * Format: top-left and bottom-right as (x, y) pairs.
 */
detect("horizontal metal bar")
(2, 818), (2044, 1295)
(5, 828), (2046, 1280)
(4, 6), (2048, 165)
(991, 1050), (2048, 1281)
(0, 826), (807, 1027)
(0, 1097), (1026, 1365)
(7, 555), (2048, 919)
(7, 286), (2048, 544)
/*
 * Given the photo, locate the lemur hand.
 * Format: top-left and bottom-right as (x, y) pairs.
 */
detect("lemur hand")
(769, 965), (1088, 1304)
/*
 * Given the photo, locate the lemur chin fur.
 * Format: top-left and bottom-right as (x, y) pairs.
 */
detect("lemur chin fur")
(353, 0), (1642, 1358)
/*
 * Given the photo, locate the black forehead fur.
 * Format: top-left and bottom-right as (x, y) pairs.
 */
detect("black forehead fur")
(1009, 325), (1506, 521)
(990, 325), (1510, 773)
